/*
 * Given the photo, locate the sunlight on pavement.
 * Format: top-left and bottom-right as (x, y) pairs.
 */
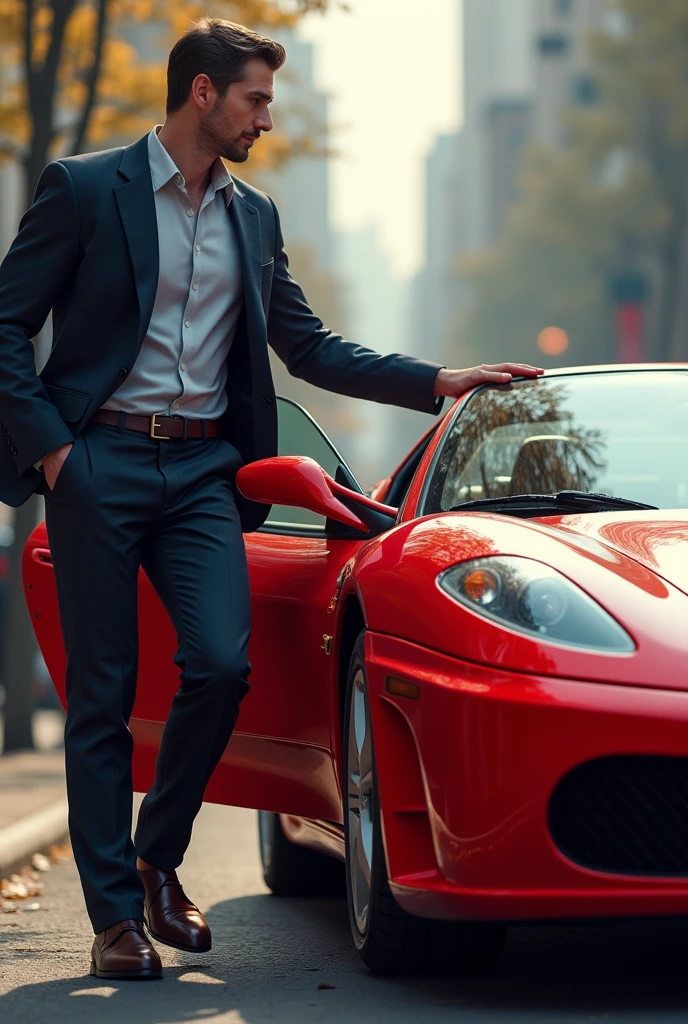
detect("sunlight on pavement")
(179, 971), (227, 985)
(69, 987), (117, 997)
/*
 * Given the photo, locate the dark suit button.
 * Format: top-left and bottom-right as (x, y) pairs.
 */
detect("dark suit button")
(262, 396), (274, 405)
(119, 367), (128, 377)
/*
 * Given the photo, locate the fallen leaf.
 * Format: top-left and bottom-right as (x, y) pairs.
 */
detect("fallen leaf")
(17, 866), (41, 880)
(1, 881), (29, 899)
(10, 875), (42, 897)
(48, 841), (72, 863)
(317, 983), (336, 990)
(31, 853), (51, 872)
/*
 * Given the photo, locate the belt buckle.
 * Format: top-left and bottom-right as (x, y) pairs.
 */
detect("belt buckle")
(150, 414), (172, 440)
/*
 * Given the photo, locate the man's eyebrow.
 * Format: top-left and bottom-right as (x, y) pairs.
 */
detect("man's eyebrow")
(247, 89), (274, 103)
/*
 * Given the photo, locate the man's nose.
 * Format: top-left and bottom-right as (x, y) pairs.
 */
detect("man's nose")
(255, 111), (273, 133)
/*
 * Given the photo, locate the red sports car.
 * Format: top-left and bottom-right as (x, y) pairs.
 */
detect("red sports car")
(24, 365), (688, 974)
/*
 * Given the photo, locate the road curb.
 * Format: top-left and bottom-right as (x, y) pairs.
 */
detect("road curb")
(0, 800), (69, 875)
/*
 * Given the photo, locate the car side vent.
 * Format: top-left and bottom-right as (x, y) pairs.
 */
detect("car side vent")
(548, 755), (688, 877)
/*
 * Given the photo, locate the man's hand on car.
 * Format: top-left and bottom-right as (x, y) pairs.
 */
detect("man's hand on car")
(434, 363), (544, 398)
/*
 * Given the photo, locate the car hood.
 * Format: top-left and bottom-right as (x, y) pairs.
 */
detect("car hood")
(539, 510), (688, 598)
(352, 508), (688, 688)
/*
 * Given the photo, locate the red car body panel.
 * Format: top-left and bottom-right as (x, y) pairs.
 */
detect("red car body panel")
(365, 632), (688, 921)
(346, 511), (688, 690)
(24, 525), (363, 823)
(23, 364), (688, 925)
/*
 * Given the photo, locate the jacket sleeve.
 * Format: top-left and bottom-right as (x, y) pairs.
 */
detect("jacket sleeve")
(0, 160), (78, 476)
(266, 197), (445, 417)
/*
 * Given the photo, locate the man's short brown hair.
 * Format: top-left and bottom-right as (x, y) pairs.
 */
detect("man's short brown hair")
(166, 17), (286, 115)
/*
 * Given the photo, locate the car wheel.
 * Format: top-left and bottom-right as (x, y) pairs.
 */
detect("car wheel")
(343, 630), (507, 975)
(258, 810), (345, 897)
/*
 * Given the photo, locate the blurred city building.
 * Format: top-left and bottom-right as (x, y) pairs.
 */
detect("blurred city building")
(254, 29), (364, 468)
(332, 224), (425, 486)
(260, 33), (331, 272)
(533, 0), (603, 149)
(412, 133), (464, 369)
(261, 28), (426, 483)
(461, 0), (536, 253)
(413, 0), (615, 370)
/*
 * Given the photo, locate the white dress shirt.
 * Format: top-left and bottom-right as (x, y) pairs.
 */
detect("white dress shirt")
(103, 125), (244, 420)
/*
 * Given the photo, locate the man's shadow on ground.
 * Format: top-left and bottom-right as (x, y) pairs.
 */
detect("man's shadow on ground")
(2, 893), (688, 1024)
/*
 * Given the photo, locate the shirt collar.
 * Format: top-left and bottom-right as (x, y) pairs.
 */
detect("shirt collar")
(147, 125), (234, 206)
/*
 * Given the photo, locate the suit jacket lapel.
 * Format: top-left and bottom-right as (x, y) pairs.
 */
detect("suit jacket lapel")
(113, 134), (159, 352)
(229, 188), (264, 344)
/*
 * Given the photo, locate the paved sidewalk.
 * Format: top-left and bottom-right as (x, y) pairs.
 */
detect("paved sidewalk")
(0, 748), (66, 833)
(0, 715), (67, 874)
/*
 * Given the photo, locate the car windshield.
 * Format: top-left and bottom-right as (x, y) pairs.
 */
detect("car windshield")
(424, 370), (688, 514)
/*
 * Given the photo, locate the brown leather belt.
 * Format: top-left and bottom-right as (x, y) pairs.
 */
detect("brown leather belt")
(92, 409), (221, 440)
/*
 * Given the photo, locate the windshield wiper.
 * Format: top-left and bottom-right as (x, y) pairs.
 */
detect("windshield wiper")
(449, 490), (659, 515)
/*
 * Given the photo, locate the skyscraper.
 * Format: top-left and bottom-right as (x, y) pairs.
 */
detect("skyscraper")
(461, 0), (536, 252)
(259, 31), (332, 273)
(532, 0), (604, 148)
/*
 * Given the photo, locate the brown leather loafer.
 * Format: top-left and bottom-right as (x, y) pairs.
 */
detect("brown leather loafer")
(140, 867), (211, 953)
(90, 919), (162, 979)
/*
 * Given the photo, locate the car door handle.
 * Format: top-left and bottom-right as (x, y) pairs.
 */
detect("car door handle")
(31, 547), (53, 566)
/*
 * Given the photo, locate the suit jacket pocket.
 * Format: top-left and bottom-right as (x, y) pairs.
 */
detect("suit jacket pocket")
(43, 384), (91, 424)
(260, 260), (274, 317)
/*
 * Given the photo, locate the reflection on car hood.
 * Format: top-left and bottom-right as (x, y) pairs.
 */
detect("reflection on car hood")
(542, 510), (688, 597)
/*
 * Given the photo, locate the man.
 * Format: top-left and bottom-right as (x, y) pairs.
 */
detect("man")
(0, 18), (542, 980)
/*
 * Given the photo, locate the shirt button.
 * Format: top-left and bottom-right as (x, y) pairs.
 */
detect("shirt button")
(191, 282), (198, 291)
(175, 173), (182, 184)
(173, 401), (180, 410)
(180, 362), (186, 371)
(195, 245), (201, 253)
(184, 320), (190, 328)
(186, 208), (194, 217)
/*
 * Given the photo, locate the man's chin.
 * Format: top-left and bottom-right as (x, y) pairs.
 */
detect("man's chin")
(224, 148), (250, 164)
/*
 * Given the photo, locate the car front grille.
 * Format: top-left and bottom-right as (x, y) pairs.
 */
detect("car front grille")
(548, 755), (688, 876)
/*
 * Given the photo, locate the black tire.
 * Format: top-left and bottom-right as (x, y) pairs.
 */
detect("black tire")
(343, 630), (507, 975)
(258, 810), (345, 897)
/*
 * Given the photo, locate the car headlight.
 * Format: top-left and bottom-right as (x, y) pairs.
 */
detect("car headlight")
(437, 556), (635, 652)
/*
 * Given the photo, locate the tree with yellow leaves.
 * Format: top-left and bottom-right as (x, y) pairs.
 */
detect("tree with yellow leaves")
(0, 0), (330, 203)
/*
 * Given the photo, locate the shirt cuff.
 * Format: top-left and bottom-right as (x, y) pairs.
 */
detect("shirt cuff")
(432, 366), (447, 414)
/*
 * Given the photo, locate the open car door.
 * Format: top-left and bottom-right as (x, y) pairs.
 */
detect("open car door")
(23, 398), (370, 821)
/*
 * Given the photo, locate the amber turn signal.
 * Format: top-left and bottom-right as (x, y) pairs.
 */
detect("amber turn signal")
(385, 677), (420, 700)
(461, 568), (500, 606)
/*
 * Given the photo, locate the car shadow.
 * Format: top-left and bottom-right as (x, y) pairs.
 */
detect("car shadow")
(2, 894), (688, 1022)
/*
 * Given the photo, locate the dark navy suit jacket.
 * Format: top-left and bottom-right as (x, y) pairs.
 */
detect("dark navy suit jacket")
(0, 132), (444, 532)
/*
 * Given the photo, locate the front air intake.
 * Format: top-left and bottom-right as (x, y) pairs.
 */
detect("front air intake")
(548, 755), (688, 877)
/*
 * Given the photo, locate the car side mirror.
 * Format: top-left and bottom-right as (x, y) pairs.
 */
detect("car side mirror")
(236, 456), (398, 535)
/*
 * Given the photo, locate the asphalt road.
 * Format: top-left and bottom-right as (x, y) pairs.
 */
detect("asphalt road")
(1, 800), (688, 1024)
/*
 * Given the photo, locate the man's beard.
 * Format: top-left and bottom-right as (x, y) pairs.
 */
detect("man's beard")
(198, 107), (254, 164)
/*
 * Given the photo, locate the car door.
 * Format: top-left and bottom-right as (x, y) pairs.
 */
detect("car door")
(23, 398), (369, 821)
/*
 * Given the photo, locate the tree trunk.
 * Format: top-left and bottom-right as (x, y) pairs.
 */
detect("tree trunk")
(69, 0), (108, 157)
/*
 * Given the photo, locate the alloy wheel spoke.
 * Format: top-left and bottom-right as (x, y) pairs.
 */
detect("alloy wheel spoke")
(347, 667), (373, 937)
